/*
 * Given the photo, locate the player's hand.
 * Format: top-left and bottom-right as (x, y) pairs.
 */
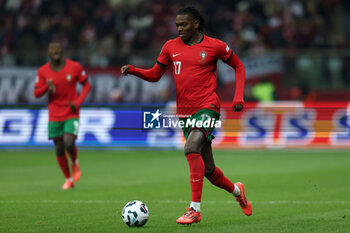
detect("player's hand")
(68, 101), (77, 113)
(47, 79), (56, 93)
(233, 104), (244, 112)
(121, 65), (130, 76)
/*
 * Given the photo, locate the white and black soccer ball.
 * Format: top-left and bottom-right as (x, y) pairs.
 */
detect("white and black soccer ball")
(122, 200), (149, 227)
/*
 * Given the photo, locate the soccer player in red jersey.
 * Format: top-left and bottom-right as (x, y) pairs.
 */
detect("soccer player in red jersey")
(121, 6), (252, 224)
(34, 42), (91, 190)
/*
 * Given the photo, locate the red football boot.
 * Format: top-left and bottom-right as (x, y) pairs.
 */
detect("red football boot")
(235, 182), (252, 216)
(176, 207), (201, 225)
(62, 179), (75, 190)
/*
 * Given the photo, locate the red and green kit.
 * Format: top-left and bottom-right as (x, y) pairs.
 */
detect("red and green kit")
(34, 59), (88, 122)
(128, 34), (245, 117)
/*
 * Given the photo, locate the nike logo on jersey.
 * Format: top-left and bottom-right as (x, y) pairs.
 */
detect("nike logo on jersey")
(172, 53), (181, 57)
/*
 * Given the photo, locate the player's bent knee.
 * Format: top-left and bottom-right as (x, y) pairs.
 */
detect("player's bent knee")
(54, 140), (65, 156)
(55, 146), (65, 156)
(184, 141), (202, 154)
(63, 139), (75, 151)
(204, 166), (215, 178)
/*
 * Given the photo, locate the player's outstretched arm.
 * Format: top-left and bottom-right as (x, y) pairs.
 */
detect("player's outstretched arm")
(227, 53), (246, 111)
(121, 63), (166, 82)
(121, 65), (130, 76)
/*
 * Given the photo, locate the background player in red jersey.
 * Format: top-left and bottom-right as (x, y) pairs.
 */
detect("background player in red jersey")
(121, 6), (252, 224)
(34, 42), (91, 190)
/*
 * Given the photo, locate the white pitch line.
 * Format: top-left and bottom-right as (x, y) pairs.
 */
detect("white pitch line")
(1, 200), (350, 205)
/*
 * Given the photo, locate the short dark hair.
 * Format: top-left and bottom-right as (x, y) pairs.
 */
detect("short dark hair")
(177, 6), (205, 31)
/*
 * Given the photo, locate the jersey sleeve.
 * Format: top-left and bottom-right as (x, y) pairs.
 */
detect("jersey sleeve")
(34, 68), (48, 98)
(76, 63), (88, 83)
(216, 39), (234, 63)
(156, 41), (171, 69)
(35, 69), (46, 88)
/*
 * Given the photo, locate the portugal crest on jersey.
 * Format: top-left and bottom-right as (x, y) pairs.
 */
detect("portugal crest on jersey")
(66, 74), (72, 82)
(199, 50), (208, 64)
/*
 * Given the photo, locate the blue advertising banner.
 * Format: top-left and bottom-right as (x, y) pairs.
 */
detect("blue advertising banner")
(1, 102), (349, 149)
(0, 107), (184, 148)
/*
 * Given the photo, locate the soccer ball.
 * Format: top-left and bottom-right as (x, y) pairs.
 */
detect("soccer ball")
(122, 200), (149, 227)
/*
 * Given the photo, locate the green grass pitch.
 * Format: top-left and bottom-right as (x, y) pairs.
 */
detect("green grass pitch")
(1, 149), (349, 233)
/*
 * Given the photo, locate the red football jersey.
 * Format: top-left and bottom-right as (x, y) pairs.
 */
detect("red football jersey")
(157, 35), (233, 116)
(35, 59), (88, 121)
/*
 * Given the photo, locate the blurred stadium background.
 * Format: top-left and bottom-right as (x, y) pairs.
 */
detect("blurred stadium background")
(0, 0), (349, 149)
